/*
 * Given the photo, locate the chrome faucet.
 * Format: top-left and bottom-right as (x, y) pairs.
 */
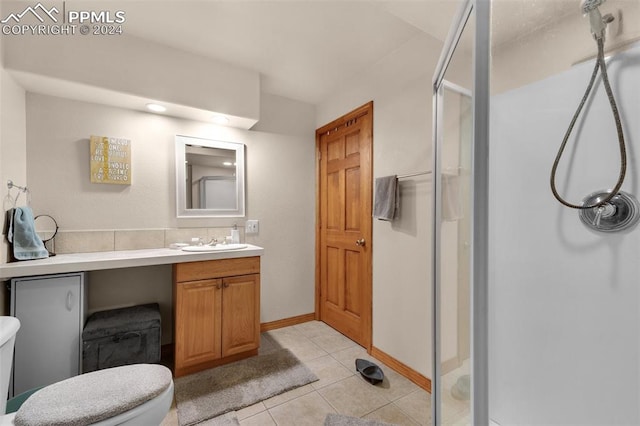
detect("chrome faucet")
(207, 238), (218, 246)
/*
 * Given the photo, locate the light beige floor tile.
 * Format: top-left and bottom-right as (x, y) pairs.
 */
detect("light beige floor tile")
(305, 355), (355, 389)
(293, 320), (340, 338)
(239, 410), (276, 426)
(198, 412), (240, 425)
(268, 392), (336, 426)
(310, 332), (358, 354)
(394, 389), (432, 426)
(263, 383), (315, 409)
(318, 375), (390, 418)
(330, 345), (376, 372)
(374, 366), (422, 401)
(284, 339), (328, 362)
(236, 402), (266, 420)
(265, 326), (307, 347)
(364, 403), (421, 426)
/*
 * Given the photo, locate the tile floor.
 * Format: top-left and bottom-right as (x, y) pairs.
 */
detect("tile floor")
(162, 321), (445, 426)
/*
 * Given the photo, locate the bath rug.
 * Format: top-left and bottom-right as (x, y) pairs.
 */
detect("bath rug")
(324, 413), (396, 426)
(174, 348), (318, 426)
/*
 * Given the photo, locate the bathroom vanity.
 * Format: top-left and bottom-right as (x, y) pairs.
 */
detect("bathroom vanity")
(174, 256), (260, 377)
(0, 245), (264, 382)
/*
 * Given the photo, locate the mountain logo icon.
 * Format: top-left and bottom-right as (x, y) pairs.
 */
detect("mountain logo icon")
(1, 3), (59, 24)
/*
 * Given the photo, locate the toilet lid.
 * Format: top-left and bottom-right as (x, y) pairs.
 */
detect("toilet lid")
(14, 364), (172, 426)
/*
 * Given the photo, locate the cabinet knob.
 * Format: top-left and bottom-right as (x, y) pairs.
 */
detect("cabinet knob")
(216, 283), (222, 290)
(223, 282), (229, 288)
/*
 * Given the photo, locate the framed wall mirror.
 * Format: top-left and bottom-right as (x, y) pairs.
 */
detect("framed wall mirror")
(175, 135), (245, 218)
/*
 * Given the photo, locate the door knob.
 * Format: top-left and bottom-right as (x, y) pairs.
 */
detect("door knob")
(355, 238), (366, 247)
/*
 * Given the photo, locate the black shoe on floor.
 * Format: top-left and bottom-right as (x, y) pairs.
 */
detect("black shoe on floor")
(355, 358), (384, 385)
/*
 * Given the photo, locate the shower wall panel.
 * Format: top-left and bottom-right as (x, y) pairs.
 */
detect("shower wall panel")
(489, 43), (640, 424)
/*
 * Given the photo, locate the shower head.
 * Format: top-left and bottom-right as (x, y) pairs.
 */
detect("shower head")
(581, 0), (607, 40)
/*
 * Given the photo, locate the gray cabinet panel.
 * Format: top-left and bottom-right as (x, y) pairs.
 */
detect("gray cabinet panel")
(10, 273), (86, 396)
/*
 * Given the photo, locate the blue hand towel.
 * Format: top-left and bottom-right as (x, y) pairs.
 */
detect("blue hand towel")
(7, 207), (49, 260)
(373, 175), (399, 221)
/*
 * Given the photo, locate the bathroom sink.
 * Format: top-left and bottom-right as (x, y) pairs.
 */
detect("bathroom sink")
(181, 244), (247, 252)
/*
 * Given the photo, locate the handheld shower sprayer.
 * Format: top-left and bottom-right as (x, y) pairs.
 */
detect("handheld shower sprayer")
(580, 0), (611, 40)
(549, 0), (640, 232)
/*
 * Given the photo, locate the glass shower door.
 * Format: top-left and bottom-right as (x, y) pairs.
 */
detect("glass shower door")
(432, 0), (475, 423)
(435, 81), (473, 425)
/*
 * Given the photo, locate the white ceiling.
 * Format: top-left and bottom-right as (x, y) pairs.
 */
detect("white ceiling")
(5, 0), (583, 110)
(112, 0), (581, 105)
(113, 1), (452, 104)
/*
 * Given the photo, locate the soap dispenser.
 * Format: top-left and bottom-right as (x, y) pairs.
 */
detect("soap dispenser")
(231, 224), (240, 244)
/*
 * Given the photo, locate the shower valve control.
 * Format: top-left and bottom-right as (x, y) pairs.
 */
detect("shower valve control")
(579, 190), (640, 233)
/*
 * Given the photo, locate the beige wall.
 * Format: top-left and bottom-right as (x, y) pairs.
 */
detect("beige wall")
(20, 93), (316, 342)
(0, 31), (28, 312)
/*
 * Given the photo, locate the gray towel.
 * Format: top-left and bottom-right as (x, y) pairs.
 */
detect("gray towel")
(7, 207), (49, 260)
(373, 175), (398, 221)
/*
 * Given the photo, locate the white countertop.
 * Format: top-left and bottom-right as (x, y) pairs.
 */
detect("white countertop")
(0, 244), (264, 280)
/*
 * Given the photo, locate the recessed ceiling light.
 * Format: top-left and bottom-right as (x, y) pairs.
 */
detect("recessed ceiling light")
(212, 115), (230, 125)
(146, 103), (166, 113)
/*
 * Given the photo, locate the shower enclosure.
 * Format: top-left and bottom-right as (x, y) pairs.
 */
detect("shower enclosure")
(433, 0), (639, 424)
(488, 0), (640, 423)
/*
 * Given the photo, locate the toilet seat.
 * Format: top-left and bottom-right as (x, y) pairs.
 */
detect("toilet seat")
(2, 317), (173, 425)
(12, 364), (173, 426)
(0, 383), (173, 426)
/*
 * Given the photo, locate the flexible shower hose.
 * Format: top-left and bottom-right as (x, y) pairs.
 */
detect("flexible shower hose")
(550, 37), (627, 209)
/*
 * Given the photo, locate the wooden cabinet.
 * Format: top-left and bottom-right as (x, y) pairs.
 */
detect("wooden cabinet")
(173, 256), (260, 377)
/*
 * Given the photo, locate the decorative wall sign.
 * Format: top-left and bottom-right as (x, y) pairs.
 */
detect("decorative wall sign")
(90, 135), (131, 185)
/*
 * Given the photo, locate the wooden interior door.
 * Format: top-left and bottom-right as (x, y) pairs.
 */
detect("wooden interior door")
(316, 102), (373, 349)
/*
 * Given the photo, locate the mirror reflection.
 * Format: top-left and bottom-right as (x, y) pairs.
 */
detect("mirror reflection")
(186, 145), (236, 209)
(175, 136), (245, 218)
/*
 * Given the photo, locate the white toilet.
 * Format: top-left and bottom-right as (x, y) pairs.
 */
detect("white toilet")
(0, 316), (174, 425)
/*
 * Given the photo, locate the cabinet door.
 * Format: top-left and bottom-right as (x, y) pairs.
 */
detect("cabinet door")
(11, 274), (84, 396)
(221, 274), (260, 357)
(175, 279), (222, 368)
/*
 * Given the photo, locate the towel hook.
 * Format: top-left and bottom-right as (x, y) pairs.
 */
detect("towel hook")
(6, 180), (31, 208)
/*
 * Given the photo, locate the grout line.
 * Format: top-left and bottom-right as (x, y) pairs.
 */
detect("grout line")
(396, 389), (431, 426)
(315, 388), (340, 417)
(265, 409), (278, 426)
(359, 401), (397, 420)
